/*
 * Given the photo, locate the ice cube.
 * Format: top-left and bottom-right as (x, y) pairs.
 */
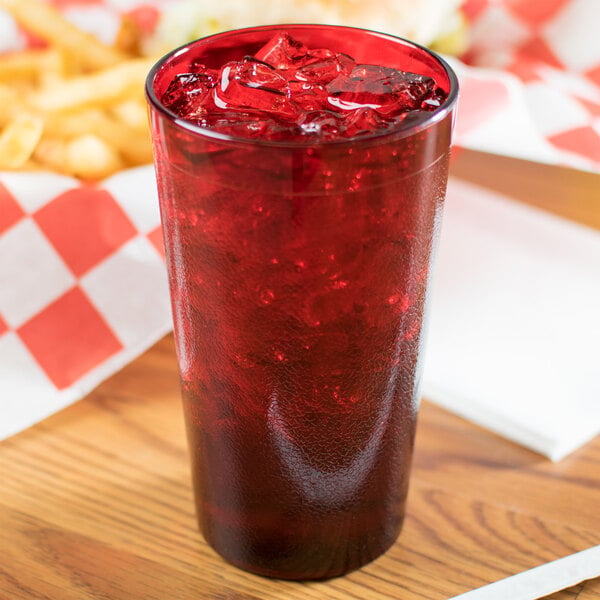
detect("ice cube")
(161, 33), (448, 141)
(294, 52), (355, 85)
(299, 110), (343, 139)
(390, 71), (438, 112)
(214, 58), (299, 120)
(419, 88), (447, 111)
(326, 65), (402, 113)
(288, 80), (329, 112)
(327, 64), (440, 116)
(161, 67), (218, 118)
(254, 32), (311, 70)
(255, 32), (355, 85)
(205, 109), (301, 140)
(342, 107), (398, 137)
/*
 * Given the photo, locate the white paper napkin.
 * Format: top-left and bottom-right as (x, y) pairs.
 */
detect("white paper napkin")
(422, 178), (600, 460)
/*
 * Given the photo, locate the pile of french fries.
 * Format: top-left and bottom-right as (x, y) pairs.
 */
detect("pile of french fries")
(0, 0), (156, 180)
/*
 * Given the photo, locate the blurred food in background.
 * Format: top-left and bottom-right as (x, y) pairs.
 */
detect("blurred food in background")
(0, 0), (156, 179)
(0, 0), (467, 180)
(147, 0), (468, 56)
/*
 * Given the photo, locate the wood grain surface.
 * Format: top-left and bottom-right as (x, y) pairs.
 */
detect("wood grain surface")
(450, 149), (600, 232)
(1, 152), (599, 599)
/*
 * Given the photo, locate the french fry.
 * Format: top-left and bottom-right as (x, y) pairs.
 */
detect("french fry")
(38, 49), (70, 88)
(44, 109), (153, 165)
(0, 49), (51, 81)
(114, 14), (145, 57)
(0, 3), (157, 179)
(42, 109), (108, 139)
(35, 132), (124, 180)
(30, 58), (154, 112)
(65, 134), (124, 180)
(114, 131), (153, 165)
(0, 0), (127, 71)
(0, 84), (22, 127)
(0, 49), (70, 93)
(33, 137), (67, 173)
(0, 114), (44, 169)
(111, 99), (149, 132)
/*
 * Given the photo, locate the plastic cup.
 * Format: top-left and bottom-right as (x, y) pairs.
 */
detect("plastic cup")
(146, 24), (458, 580)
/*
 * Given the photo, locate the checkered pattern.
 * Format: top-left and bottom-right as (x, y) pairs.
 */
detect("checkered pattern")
(0, 0), (598, 440)
(0, 167), (172, 439)
(461, 0), (600, 171)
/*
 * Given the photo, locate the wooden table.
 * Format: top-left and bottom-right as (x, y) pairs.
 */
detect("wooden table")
(2, 151), (599, 599)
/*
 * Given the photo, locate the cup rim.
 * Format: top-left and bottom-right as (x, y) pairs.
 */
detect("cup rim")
(145, 23), (459, 148)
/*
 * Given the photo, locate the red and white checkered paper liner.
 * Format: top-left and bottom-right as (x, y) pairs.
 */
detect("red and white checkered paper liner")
(0, 167), (172, 438)
(459, 0), (600, 171)
(1, 0), (599, 441)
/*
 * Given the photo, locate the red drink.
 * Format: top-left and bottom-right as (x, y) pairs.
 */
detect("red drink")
(146, 25), (457, 580)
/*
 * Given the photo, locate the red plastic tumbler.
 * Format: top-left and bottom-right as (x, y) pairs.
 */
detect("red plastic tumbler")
(146, 24), (458, 580)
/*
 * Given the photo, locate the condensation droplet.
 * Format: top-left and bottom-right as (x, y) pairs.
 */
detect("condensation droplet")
(388, 293), (411, 311)
(331, 279), (348, 289)
(260, 289), (275, 304)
